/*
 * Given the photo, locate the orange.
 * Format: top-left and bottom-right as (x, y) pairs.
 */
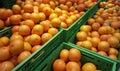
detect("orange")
(12, 4), (21, 14)
(49, 1), (56, 9)
(0, 19), (4, 29)
(10, 39), (24, 55)
(51, 18), (61, 28)
(69, 15), (77, 21)
(66, 1), (72, 7)
(49, 13), (58, 20)
(24, 42), (32, 51)
(48, 28), (59, 36)
(59, 0), (66, 4)
(22, 13), (31, 20)
(65, 18), (73, 27)
(42, 6), (52, 17)
(0, 36), (10, 46)
(39, 12), (46, 21)
(33, 6), (39, 13)
(60, 22), (67, 28)
(69, 6), (75, 12)
(23, 3), (33, 13)
(81, 62), (97, 71)
(31, 45), (41, 53)
(17, 51), (31, 64)
(54, 8), (62, 16)
(10, 15), (22, 25)
(18, 25), (31, 36)
(31, 24), (44, 36)
(60, 4), (69, 11)
(23, 19), (35, 29)
(41, 33), (52, 44)
(87, 18), (95, 25)
(40, 20), (50, 32)
(0, 61), (14, 71)
(29, 34), (41, 46)
(31, 12), (41, 24)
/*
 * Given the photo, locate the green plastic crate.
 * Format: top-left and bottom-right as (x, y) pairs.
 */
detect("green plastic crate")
(0, 26), (12, 37)
(65, 5), (96, 42)
(64, 0), (105, 42)
(0, 27), (65, 71)
(66, 0), (120, 70)
(35, 42), (116, 71)
(11, 28), (65, 71)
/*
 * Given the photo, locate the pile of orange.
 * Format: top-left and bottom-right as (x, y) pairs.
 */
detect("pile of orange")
(76, 0), (120, 60)
(53, 48), (100, 71)
(0, 0), (97, 71)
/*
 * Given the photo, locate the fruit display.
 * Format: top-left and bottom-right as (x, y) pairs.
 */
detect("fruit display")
(53, 48), (100, 71)
(0, 0), (119, 71)
(75, 0), (120, 60)
(36, 43), (116, 71)
(0, 0), (97, 30)
(0, 0), (98, 70)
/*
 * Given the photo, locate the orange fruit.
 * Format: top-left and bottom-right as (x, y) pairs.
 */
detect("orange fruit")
(51, 18), (61, 28)
(66, 1), (72, 7)
(82, 40), (92, 49)
(0, 19), (4, 29)
(33, 6), (39, 13)
(60, 22), (67, 28)
(31, 45), (41, 53)
(49, 1), (56, 9)
(10, 39), (24, 55)
(23, 19), (35, 29)
(77, 4), (86, 12)
(17, 51), (31, 64)
(10, 34), (23, 41)
(28, 34), (41, 46)
(19, 25), (31, 36)
(31, 24), (44, 36)
(60, 49), (69, 62)
(31, 12), (41, 24)
(6, 9), (13, 17)
(0, 46), (11, 61)
(41, 33), (52, 44)
(22, 13), (31, 20)
(53, 59), (66, 71)
(39, 12), (46, 21)
(81, 62), (97, 71)
(10, 15), (22, 25)
(66, 61), (80, 71)
(0, 36), (10, 46)
(66, 18), (73, 27)
(69, 6), (75, 12)
(98, 41), (110, 52)
(48, 28), (59, 36)
(40, 20), (50, 32)
(24, 42), (32, 51)
(76, 31), (87, 41)
(12, 4), (21, 14)
(87, 18), (95, 25)
(0, 61), (14, 71)
(69, 15), (77, 22)
(0, 8), (8, 20)
(23, 4), (33, 13)
(54, 8), (62, 16)
(59, 0), (66, 4)
(60, 4), (69, 11)
(42, 6), (52, 17)
(49, 13), (58, 20)
(69, 48), (81, 62)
